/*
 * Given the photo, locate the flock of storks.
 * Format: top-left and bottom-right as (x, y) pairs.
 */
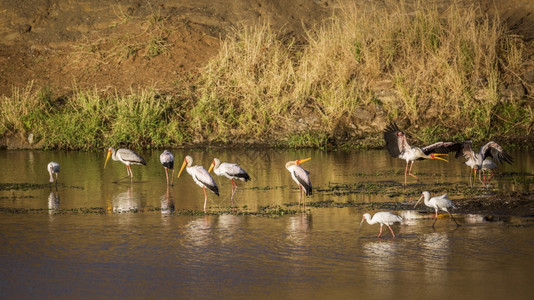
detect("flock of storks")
(45, 122), (514, 238)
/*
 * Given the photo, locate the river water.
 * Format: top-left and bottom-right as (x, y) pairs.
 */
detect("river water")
(1, 149), (533, 298)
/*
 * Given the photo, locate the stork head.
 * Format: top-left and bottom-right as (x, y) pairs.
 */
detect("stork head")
(104, 147), (114, 169)
(178, 156), (192, 178)
(208, 158), (221, 173)
(414, 191), (429, 208)
(358, 213), (372, 233)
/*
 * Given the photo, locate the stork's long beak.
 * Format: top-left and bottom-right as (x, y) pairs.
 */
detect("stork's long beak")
(357, 217), (365, 233)
(432, 153), (448, 163)
(104, 150), (112, 169)
(474, 168), (477, 183)
(177, 159), (187, 178)
(208, 161), (215, 173)
(296, 157), (311, 165)
(414, 194), (424, 208)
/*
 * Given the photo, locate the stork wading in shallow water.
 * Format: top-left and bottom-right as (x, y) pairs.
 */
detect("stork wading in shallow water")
(285, 158), (312, 209)
(178, 155), (219, 213)
(47, 161), (60, 186)
(358, 212), (403, 238)
(383, 122), (458, 186)
(160, 150), (175, 186)
(208, 158), (250, 205)
(414, 191), (459, 227)
(104, 147), (146, 183)
(454, 140), (513, 186)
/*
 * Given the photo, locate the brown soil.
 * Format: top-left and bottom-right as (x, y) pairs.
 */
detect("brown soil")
(1, 0), (533, 97)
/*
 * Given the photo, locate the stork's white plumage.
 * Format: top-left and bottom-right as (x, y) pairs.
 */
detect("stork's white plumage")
(178, 155), (219, 212)
(104, 147), (146, 182)
(47, 161), (60, 183)
(208, 158), (250, 204)
(358, 212), (403, 238)
(285, 158), (312, 208)
(414, 191), (459, 227)
(383, 122), (459, 185)
(160, 150), (175, 185)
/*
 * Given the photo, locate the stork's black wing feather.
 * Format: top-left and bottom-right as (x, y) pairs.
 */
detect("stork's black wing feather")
(422, 141), (463, 155)
(383, 122), (407, 158)
(482, 141), (514, 165)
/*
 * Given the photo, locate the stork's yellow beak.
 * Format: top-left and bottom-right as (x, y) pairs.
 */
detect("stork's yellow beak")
(104, 150), (112, 169)
(474, 168), (477, 182)
(432, 153), (448, 163)
(296, 157), (311, 165)
(178, 159), (187, 178)
(208, 161), (215, 173)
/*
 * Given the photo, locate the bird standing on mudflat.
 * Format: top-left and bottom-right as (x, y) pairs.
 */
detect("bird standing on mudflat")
(208, 158), (250, 203)
(455, 140), (513, 186)
(160, 150), (175, 186)
(414, 191), (459, 227)
(358, 212), (403, 238)
(285, 158), (312, 208)
(47, 161), (60, 185)
(178, 155), (219, 213)
(104, 147), (146, 183)
(383, 122), (457, 186)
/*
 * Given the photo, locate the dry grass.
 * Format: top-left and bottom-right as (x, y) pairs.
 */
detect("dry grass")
(1, 1), (530, 149)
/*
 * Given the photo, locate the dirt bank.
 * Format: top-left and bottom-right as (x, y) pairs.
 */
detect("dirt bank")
(1, 0), (533, 96)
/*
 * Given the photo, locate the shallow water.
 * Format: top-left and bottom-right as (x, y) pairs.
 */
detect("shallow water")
(1, 149), (533, 298)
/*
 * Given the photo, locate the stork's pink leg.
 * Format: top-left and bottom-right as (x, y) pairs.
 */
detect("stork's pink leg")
(387, 225), (396, 238)
(408, 161), (418, 179)
(203, 186), (208, 213)
(487, 171), (494, 183)
(378, 225), (383, 238)
(404, 162), (409, 186)
(298, 185), (302, 207)
(164, 168), (169, 185)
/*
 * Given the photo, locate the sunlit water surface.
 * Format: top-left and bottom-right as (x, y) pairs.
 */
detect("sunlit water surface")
(1, 149), (533, 298)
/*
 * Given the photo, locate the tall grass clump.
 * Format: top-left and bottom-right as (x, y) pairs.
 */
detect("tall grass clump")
(302, 1), (525, 143)
(190, 24), (301, 142)
(0, 82), (49, 138)
(105, 90), (182, 149)
(189, 1), (526, 146)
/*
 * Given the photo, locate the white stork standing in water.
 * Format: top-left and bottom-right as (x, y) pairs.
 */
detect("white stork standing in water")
(358, 212), (403, 238)
(208, 158), (250, 206)
(178, 155), (219, 213)
(47, 161), (60, 186)
(285, 158), (312, 209)
(104, 147), (146, 183)
(160, 150), (175, 186)
(383, 122), (458, 186)
(454, 140), (513, 186)
(414, 191), (459, 227)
